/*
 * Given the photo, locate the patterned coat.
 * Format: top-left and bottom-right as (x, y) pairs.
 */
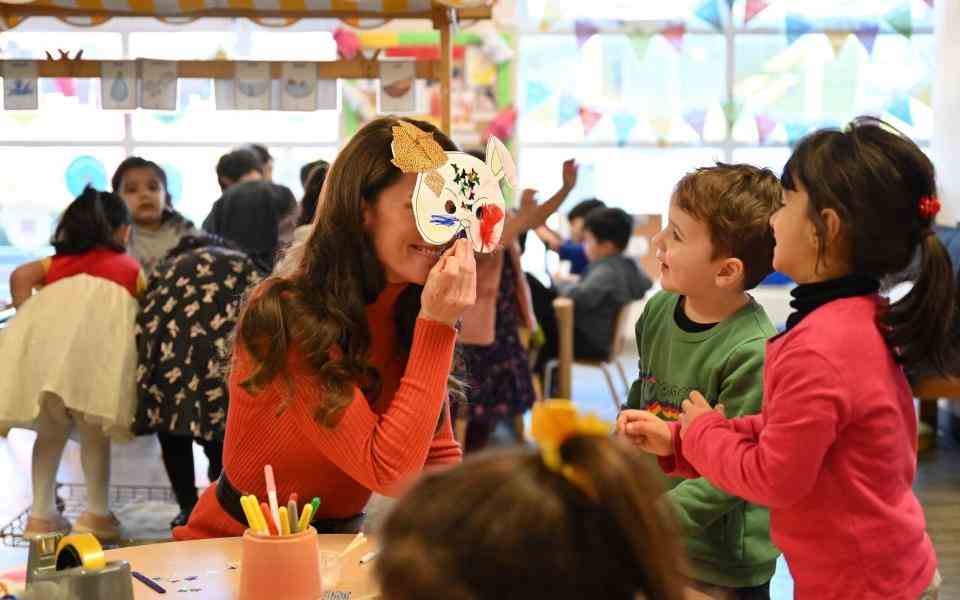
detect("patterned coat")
(133, 240), (261, 442)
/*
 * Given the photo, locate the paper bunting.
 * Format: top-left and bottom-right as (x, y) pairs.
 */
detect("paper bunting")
(744, 0), (769, 24)
(785, 122), (809, 145)
(695, 0), (723, 31)
(722, 100), (741, 131)
(526, 81), (551, 111)
(827, 32), (849, 57)
(885, 4), (912, 39)
(912, 83), (932, 107)
(486, 106), (518, 141)
(628, 32), (654, 61)
(661, 23), (686, 53)
(923, 0), (934, 7)
(651, 115), (672, 141)
(786, 15), (813, 47)
(855, 24), (879, 55)
(613, 112), (637, 145)
(539, 2), (561, 32)
(575, 19), (599, 49)
(755, 114), (777, 145)
(557, 94), (580, 125)
(887, 95), (913, 126)
(579, 106), (603, 136)
(684, 109), (707, 140)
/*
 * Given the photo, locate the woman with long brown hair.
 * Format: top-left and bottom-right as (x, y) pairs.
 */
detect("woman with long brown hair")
(174, 117), (473, 539)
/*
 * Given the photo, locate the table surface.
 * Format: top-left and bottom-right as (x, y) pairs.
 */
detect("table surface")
(103, 534), (378, 600)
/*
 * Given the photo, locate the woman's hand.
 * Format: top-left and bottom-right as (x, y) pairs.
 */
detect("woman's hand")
(419, 238), (477, 328)
(617, 409), (674, 456)
(679, 391), (724, 440)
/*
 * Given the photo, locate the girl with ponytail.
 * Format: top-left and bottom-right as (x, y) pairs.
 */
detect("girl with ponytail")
(624, 117), (948, 599)
(2, 186), (145, 541)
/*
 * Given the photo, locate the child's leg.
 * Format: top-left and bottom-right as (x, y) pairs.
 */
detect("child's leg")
(158, 432), (199, 512)
(73, 419), (111, 516)
(31, 398), (72, 518)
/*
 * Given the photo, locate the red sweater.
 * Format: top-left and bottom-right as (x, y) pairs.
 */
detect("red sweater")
(175, 283), (462, 540)
(44, 247), (144, 298)
(661, 296), (936, 600)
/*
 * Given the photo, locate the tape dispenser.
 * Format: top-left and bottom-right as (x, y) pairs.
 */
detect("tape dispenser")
(26, 532), (133, 600)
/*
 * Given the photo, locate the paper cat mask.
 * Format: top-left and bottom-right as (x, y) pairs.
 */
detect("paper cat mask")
(390, 121), (517, 253)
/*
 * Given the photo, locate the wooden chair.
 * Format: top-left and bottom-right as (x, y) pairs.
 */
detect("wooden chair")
(911, 375), (960, 451)
(544, 297), (634, 413)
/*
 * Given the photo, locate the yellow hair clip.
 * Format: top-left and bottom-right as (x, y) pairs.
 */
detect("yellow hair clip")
(530, 400), (612, 499)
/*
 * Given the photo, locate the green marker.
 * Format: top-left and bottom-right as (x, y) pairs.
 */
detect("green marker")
(311, 497), (321, 516)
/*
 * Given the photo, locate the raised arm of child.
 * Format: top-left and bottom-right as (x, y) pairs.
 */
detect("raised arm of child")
(10, 259), (48, 309)
(499, 159), (578, 248)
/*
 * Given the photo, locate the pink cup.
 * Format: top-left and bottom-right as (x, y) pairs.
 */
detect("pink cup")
(239, 527), (321, 600)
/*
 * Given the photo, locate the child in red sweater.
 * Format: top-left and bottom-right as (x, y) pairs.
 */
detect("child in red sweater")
(623, 118), (947, 600)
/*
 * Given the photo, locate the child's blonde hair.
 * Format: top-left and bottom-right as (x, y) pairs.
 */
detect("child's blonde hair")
(376, 436), (686, 600)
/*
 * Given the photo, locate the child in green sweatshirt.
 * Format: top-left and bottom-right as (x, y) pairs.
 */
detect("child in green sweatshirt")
(617, 163), (782, 600)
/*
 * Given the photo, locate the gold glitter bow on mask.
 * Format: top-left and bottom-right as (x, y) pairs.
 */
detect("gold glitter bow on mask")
(530, 400), (612, 499)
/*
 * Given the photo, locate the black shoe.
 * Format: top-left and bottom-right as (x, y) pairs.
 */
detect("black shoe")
(170, 508), (194, 529)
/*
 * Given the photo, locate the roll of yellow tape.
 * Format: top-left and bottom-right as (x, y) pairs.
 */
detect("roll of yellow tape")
(55, 533), (107, 572)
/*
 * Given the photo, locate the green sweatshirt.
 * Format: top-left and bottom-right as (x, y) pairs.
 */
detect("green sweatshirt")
(625, 291), (780, 588)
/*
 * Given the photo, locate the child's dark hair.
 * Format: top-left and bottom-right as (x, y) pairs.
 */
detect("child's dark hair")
(376, 436), (685, 600)
(584, 207), (634, 252)
(112, 156), (172, 207)
(244, 143), (272, 166)
(217, 149), (263, 185)
(568, 197), (605, 222)
(298, 159), (330, 228)
(673, 162), (781, 290)
(53, 186), (131, 255)
(783, 116), (959, 374)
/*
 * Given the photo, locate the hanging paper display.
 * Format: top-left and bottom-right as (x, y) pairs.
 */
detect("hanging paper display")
(393, 121), (517, 253)
(912, 82), (931, 107)
(100, 61), (136, 110)
(486, 106), (518, 141)
(695, 0), (723, 31)
(627, 31), (654, 61)
(379, 61), (417, 114)
(743, 0), (770, 25)
(64, 155), (108, 196)
(579, 106), (603, 136)
(785, 15), (813, 47)
(755, 114), (777, 145)
(613, 112), (637, 145)
(785, 122), (810, 145)
(557, 94), (580, 125)
(465, 46), (497, 87)
(2, 60), (38, 110)
(526, 81), (550, 111)
(574, 19), (599, 49)
(855, 24), (879, 55)
(661, 23), (686, 53)
(651, 115), (672, 141)
(827, 32), (849, 57)
(722, 100), (741, 132)
(887, 94), (913, 126)
(279, 62), (317, 111)
(140, 60), (177, 110)
(316, 79), (339, 110)
(684, 109), (707, 140)
(885, 4), (912, 39)
(214, 79), (235, 110)
(234, 62), (270, 110)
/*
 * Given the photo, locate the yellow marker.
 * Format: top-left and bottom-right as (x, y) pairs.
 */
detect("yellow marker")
(279, 507), (291, 536)
(240, 496), (257, 531)
(297, 503), (313, 533)
(248, 496), (268, 535)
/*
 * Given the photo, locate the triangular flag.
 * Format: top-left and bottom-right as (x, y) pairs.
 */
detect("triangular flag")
(912, 82), (931, 107)
(755, 114), (777, 145)
(722, 100), (741, 131)
(684, 109), (707, 140)
(855, 24), (879, 55)
(575, 19), (599, 49)
(539, 2), (561, 32)
(628, 32), (654, 61)
(557, 94), (580, 125)
(651, 115), (672, 140)
(827, 32), (848, 56)
(579, 106), (604, 136)
(786, 122), (809, 145)
(885, 4), (912, 39)
(526, 81), (550, 111)
(923, 0), (934, 7)
(744, 0), (770, 24)
(613, 112), (637, 145)
(786, 14), (813, 47)
(695, 0), (723, 31)
(887, 94), (913, 126)
(661, 23), (686, 53)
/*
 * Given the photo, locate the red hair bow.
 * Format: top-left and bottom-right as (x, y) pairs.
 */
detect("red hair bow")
(919, 196), (941, 219)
